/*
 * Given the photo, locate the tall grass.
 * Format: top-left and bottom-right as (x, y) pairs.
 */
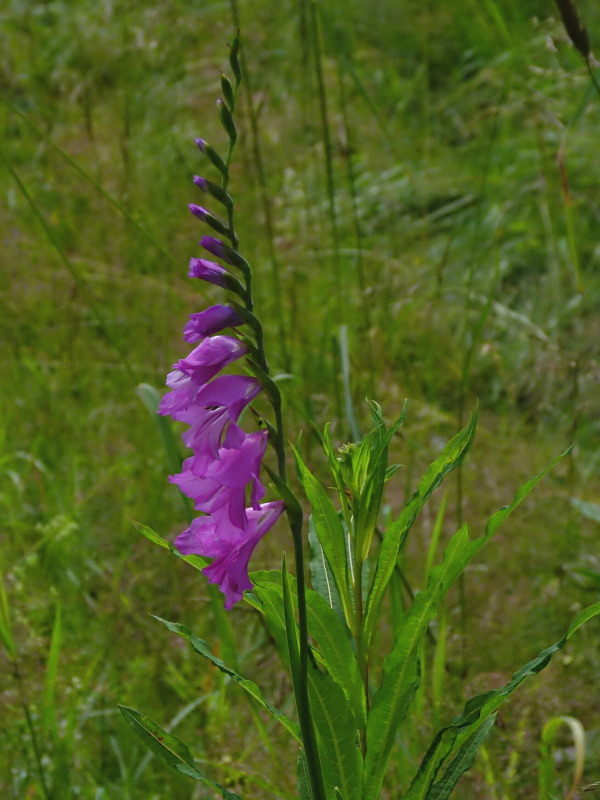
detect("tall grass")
(1, 0), (599, 796)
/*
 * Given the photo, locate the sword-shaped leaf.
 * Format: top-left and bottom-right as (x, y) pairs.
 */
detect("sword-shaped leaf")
(118, 705), (241, 798)
(426, 714), (497, 800)
(153, 616), (301, 743)
(364, 411), (477, 646)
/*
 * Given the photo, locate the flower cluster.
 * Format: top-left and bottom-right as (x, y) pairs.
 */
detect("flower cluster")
(159, 156), (284, 609)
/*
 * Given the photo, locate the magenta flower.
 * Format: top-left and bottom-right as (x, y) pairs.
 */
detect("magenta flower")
(183, 304), (243, 344)
(170, 430), (269, 529)
(189, 203), (210, 221)
(188, 257), (231, 287)
(175, 335), (248, 385)
(176, 375), (262, 459)
(159, 132), (285, 608)
(200, 235), (227, 262)
(174, 500), (285, 608)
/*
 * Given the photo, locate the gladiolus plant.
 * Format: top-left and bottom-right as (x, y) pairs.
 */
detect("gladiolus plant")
(121, 36), (600, 800)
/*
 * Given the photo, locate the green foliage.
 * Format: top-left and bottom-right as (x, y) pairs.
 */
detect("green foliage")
(2, 0), (600, 797)
(119, 705), (242, 797)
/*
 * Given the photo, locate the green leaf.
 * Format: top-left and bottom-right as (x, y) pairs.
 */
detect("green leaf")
(308, 516), (345, 622)
(153, 616), (301, 743)
(307, 667), (363, 800)
(447, 600), (600, 758)
(297, 751), (313, 800)
(367, 447), (569, 800)
(364, 411), (477, 646)
(250, 571), (365, 727)
(131, 521), (208, 571)
(402, 728), (458, 800)
(249, 572), (363, 799)
(42, 603), (62, 739)
(0, 567), (16, 660)
(281, 555), (302, 690)
(294, 448), (354, 631)
(306, 587), (366, 729)
(427, 714), (497, 800)
(365, 531), (474, 800)
(119, 705), (241, 797)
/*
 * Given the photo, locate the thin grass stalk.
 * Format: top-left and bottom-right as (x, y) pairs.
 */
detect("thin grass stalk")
(336, 60), (371, 332)
(0, 93), (180, 271)
(308, 0), (343, 319)
(13, 660), (51, 800)
(0, 149), (137, 385)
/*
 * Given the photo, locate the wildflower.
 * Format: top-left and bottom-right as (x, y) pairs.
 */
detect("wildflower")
(183, 304), (243, 343)
(189, 203), (210, 221)
(188, 257), (230, 286)
(176, 375), (262, 459)
(175, 335), (248, 385)
(200, 235), (227, 261)
(170, 430), (269, 529)
(174, 500), (285, 608)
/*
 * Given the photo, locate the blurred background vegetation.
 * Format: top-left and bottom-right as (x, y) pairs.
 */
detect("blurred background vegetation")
(1, 0), (599, 797)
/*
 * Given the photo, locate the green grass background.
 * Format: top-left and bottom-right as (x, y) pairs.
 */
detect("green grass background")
(1, 0), (600, 797)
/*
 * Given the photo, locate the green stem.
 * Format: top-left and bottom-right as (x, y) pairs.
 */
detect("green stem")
(586, 59), (600, 103)
(290, 519), (327, 800)
(216, 51), (325, 800)
(309, 0), (343, 319)
(13, 661), (51, 800)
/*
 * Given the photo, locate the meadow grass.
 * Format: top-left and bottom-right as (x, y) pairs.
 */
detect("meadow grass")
(1, 0), (600, 797)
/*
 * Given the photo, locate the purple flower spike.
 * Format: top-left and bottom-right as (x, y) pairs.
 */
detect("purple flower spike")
(174, 375), (262, 459)
(195, 137), (206, 152)
(193, 176), (208, 191)
(183, 304), (243, 343)
(175, 501), (285, 608)
(200, 235), (227, 261)
(188, 257), (230, 287)
(170, 430), (269, 529)
(189, 203), (209, 221)
(175, 335), (248, 387)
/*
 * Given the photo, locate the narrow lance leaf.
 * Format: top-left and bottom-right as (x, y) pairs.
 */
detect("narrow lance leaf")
(118, 705), (242, 798)
(364, 410), (477, 646)
(293, 446), (355, 632)
(152, 616), (301, 743)
(427, 714), (497, 800)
